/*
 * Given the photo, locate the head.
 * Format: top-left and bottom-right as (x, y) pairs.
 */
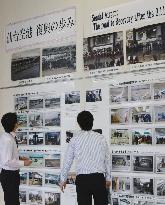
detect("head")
(77, 111), (94, 131)
(1, 112), (18, 133)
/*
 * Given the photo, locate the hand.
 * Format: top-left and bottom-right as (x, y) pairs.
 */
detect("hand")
(20, 156), (29, 160)
(24, 159), (32, 166)
(60, 181), (67, 193)
(106, 181), (111, 189)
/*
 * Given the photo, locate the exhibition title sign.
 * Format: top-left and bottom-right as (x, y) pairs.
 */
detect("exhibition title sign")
(91, 0), (165, 33)
(5, 7), (76, 51)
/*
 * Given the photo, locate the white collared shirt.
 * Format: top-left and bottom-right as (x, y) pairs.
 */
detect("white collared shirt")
(0, 132), (24, 171)
(61, 130), (111, 182)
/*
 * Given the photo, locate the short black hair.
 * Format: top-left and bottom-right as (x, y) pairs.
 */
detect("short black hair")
(1, 112), (17, 133)
(77, 111), (94, 131)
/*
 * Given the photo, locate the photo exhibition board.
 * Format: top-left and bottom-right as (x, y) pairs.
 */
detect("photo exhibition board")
(0, 0), (165, 205)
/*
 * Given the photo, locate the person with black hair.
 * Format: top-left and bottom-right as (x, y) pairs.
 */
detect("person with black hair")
(60, 110), (111, 205)
(0, 112), (32, 205)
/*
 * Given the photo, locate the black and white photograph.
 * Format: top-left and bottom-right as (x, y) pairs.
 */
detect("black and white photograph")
(83, 31), (124, 71)
(126, 22), (165, 64)
(28, 113), (43, 127)
(16, 132), (28, 145)
(19, 190), (27, 204)
(17, 114), (27, 127)
(45, 132), (60, 145)
(29, 152), (44, 167)
(65, 91), (80, 104)
(133, 200), (154, 205)
(20, 172), (28, 185)
(112, 198), (119, 205)
(154, 83), (165, 100)
(11, 48), (40, 81)
(45, 173), (60, 188)
(111, 129), (130, 145)
(42, 44), (76, 77)
(155, 128), (165, 144)
(112, 155), (131, 171)
(132, 128), (152, 145)
(29, 172), (43, 186)
(156, 155), (165, 173)
(29, 190), (42, 205)
(132, 155), (153, 172)
(45, 96), (60, 108)
(131, 106), (152, 123)
(66, 172), (76, 185)
(29, 97), (44, 109)
(111, 108), (129, 124)
(154, 105), (165, 122)
(15, 97), (28, 111)
(156, 179), (165, 197)
(110, 86), (128, 103)
(86, 89), (102, 102)
(112, 176), (130, 194)
(45, 192), (60, 205)
(44, 111), (60, 126)
(156, 200), (165, 205)
(66, 130), (74, 143)
(131, 84), (151, 101)
(29, 132), (44, 145)
(133, 177), (154, 195)
(45, 153), (60, 168)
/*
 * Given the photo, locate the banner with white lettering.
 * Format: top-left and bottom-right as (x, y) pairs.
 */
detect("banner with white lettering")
(5, 7), (76, 51)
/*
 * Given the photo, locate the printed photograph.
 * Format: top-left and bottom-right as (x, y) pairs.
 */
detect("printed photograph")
(45, 173), (60, 188)
(29, 172), (43, 186)
(131, 106), (152, 123)
(112, 198), (119, 205)
(45, 132), (60, 145)
(45, 96), (60, 108)
(154, 83), (165, 100)
(16, 132), (27, 145)
(112, 176), (130, 194)
(156, 155), (165, 173)
(17, 114), (27, 127)
(119, 198), (131, 205)
(29, 190), (42, 205)
(42, 44), (76, 77)
(110, 86), (128, 103)
(133, 200), (154, 205)
(131, 84), (151, 101)
(29, 132), (44, 145)
(126, 22), (165, 64)
(29, 152), (44, 168)
(154, 106), (165, 122)
(155, 128), (165, 144)
(111, 108), (129, 124)
(45, 192), (60, 205)
(29, 97), (44, 109)
(111, 129), (130, 145)
(112, 155), (131, 171)
(20, 172), (28, 185)
(66, 172), (76, 185)
(19, 190), (26, 204)
(83, 31), (124, 71)
(132, 128), (152, 145)
(45, 153), (60, 168)
(156, 179), (165, 197)
(132, 155), (153, 172)
(11, 48), (40, 81)
(65, 91), (80, 104)
(66, 130), (74, 143)
(28, 113), (43, 127)
(86, 89), (102, 102)
(133, 177), (154, 195)
(15, 97), (28, 111)
(156, 200), (165, 205)
(44, 111), (60, 127)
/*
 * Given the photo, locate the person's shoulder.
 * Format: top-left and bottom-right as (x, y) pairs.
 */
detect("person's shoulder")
(0, 132), (12, 143)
